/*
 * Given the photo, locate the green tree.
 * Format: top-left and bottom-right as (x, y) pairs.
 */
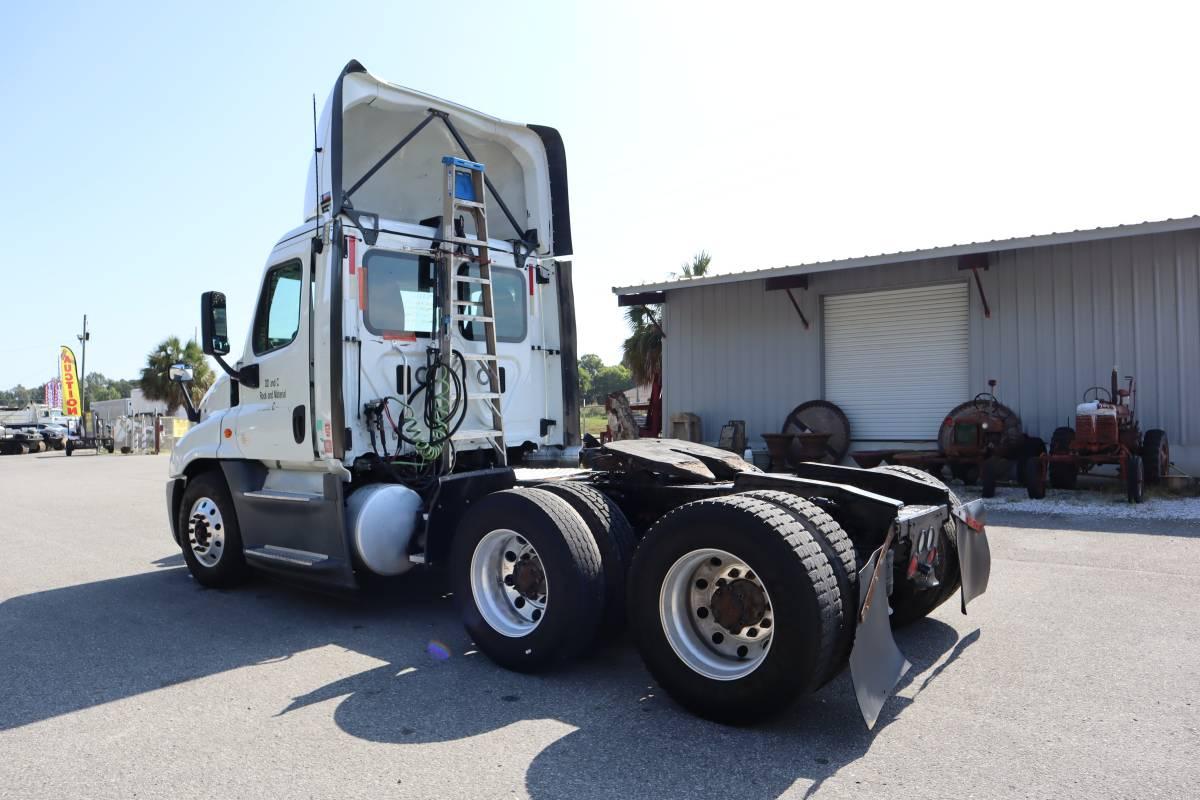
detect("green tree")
(85, 373), (122, 404)
(577, 353), (605, 403)
(591, 364), (633, 400)
(139, 337), (214, 413)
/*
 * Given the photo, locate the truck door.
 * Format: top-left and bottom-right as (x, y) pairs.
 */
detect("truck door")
(226, 248), (314, 465)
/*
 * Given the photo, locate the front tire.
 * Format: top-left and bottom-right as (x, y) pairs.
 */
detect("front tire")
(451, 488), (605, 673)
(628, 495), (839, 724)
(178, 471), (249, 588)
(1126, 455), (1145, 504)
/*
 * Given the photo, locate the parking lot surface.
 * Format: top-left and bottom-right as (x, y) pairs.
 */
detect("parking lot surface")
(2, 452), (1198, 799)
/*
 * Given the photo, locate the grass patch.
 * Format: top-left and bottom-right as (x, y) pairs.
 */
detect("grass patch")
(581, 404), (607, 437)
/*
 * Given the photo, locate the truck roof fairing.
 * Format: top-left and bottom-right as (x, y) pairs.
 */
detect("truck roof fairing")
(305, 61), (571, 257)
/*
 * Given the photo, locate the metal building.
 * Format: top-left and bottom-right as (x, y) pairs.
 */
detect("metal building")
(613, 217), (1200, 473)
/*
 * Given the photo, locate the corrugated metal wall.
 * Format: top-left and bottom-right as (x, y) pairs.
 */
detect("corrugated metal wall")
(662, 228), (1200, 471)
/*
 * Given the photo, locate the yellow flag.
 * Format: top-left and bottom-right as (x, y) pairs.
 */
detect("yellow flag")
(59, 346), (82, 418)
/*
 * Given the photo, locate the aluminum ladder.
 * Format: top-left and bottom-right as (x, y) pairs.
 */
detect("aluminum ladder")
(438, 156), (506, 466)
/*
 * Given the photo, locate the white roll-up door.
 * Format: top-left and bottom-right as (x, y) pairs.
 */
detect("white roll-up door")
(824, 283), (968, 442)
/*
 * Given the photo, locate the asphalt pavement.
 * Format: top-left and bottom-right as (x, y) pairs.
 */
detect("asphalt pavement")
(2, 452), (1198, 799)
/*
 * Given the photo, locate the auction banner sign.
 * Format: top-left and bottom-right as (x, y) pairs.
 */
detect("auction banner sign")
(59, 346), (82, 418)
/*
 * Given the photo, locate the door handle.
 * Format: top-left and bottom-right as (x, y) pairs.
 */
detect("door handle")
(292, 405), (306, 444)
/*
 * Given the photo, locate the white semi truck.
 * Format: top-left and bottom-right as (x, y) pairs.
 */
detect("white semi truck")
(166, 61), (991, 727)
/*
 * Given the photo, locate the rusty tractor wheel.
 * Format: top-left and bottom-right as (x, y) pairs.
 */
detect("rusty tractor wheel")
(781, 400), (851, 464)
(1048, 427), (1078, 490)
(1025, 457), (1047, 499)
(1142, 430), (1169, 485)
(1125, 455), (1145, 504)
(1016, 436), (1046, 487)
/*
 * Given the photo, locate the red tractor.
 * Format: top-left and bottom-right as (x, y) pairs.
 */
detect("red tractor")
(1026, 368), (1169, 503)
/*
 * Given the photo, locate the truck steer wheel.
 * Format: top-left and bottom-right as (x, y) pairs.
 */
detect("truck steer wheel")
(178, 471), (249, 588)
(451, 488), (605, 673)
(628, 495), (839, 724)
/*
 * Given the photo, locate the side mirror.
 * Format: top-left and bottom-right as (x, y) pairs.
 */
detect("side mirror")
(200, 291), (231, 356)
(169, 364), (193, 383)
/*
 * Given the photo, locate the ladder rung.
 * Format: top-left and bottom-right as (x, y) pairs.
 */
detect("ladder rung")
(451, 315), (495, 323)
(471, 393), (501, 400)
(451, 237), (489, 248)
(453, 299), (483, 306)
(452, 428), (504, 441)
(454, 199), (486, 210)
(454, 275), (491, 285)
(459, 353), (497, 361)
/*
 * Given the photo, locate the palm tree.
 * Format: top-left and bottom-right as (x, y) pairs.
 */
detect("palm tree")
(619, 252), (711, 435)
(673, 250), (712, 280)
(139, 337), (214, 413)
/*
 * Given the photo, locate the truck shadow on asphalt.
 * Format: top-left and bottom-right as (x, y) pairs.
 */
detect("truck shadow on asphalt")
(0, 565), (974, 799)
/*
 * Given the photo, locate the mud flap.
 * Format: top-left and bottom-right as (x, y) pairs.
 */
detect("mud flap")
(953, 499), (991, 613)
(849, 547), (911, 730)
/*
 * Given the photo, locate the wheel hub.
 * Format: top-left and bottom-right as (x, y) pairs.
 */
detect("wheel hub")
(186, 497), (225, 568)
(659, 548), (775, 681)
(511, 558), (546, 600)
(709, 579), (767, 632)
(471, 529), (549, 637)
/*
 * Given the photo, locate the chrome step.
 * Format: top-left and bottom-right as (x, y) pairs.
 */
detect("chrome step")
(244, 545), (329, 567)
(242, 489), (319, 503)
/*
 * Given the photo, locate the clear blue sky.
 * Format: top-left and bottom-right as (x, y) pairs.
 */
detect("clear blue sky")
(3, 1), (1198, 387)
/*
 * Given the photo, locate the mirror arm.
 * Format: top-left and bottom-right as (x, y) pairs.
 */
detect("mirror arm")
(178, 384), (201, 424)
(212, 355), (259, 388)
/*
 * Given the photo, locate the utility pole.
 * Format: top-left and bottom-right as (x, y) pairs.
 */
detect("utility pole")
(77, 315), (90, 435)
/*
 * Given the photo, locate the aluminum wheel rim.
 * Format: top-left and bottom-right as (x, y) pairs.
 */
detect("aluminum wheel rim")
(659, 548), (774, 681)
(187, 497), (225, 568)
(470, 529), (548, 638)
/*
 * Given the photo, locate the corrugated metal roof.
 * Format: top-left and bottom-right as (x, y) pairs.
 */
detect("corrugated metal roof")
(612, 215), (1200, 295)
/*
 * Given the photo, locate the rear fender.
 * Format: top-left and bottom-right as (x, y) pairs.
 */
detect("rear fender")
(424, 468), (516, 566)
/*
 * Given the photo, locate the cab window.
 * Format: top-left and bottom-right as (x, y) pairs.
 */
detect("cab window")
(364, 251), (435, 336)
(458, 265), (527, 342)
(252, 260), (302, 355)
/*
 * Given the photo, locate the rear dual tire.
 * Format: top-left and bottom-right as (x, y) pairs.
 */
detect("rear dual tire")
(871, 464), (962, 626)
(627, 494), (841, 724)
(451, 488), (606, 673)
